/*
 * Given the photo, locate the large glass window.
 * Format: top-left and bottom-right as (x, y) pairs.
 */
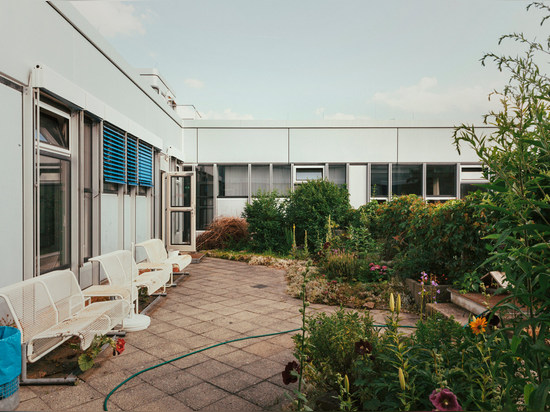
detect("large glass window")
(196, 166), (214, 230)
(218, 165), (248, 197)
(329, 164), (346, 187)
(273, 165), (291, 195)
(251, 165), (270, 195)
(40, 155), (70, 273)
(370, 164), (389, 197)
(392, 164), (422, 196)
(426, 165), (456, 197)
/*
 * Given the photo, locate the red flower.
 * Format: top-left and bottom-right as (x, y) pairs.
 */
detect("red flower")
(282, 361), (300, 385)
(354, 339), (373, 355)
(114, 338), (125, 355)
(429, 388), (462, 411)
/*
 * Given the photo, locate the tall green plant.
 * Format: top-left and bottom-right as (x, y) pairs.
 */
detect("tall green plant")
(454, 3), (550, 409)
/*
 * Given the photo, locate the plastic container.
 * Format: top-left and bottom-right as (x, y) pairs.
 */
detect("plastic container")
(0, 326), (21, 411)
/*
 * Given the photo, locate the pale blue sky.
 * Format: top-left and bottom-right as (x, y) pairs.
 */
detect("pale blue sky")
(72, 0), (545, 122)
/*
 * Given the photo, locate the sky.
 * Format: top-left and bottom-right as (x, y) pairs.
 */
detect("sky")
(70, 0), (547, 122)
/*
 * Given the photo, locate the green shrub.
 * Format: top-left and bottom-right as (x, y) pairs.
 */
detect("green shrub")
(320, 249), (360, 282)
(242, 191), (290, 253)
(285, 179), (352, 251)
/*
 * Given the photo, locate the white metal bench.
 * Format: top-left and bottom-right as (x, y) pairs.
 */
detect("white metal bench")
(88, 249), (170, 300)
(0, 269), (130, 384)
(136, 239), (192, 287)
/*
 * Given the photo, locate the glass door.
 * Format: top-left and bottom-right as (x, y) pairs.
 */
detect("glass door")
(166, 172), (196, 251)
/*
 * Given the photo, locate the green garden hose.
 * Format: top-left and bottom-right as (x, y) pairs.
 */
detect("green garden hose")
(103, 323), (418, 411)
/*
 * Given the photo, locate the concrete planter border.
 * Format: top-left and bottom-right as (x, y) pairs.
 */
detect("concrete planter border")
(405, 278), (452, 306)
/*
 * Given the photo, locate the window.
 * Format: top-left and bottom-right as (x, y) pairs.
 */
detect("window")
(370, 164), (389, 197)
(218, 165), (248, 197)
(328, 164), (346, 187)
(273, 165), (291, 194)
(460, 165), (487, 198)
(251, 165), (270, 195)
(82, 117), (93, 261)
(40, 155), (70, 273)
(39, 110), (69, 150)
(103, 123), (126, 185)
(294, 166), (324, 185)
(392, 164), (422, 196)
(196, 166), (214, 230)
(426, 165), (456, 197)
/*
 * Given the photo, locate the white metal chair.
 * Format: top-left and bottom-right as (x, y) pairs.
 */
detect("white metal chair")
(135, 239), (191, 287)
(0, 269), (130, 384)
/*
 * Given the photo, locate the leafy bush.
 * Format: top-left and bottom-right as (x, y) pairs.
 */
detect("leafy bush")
(297, 308), (526, 411)
(196, 217), (249, 250)
(320, 249), (360, 282)
(242, 191), (290, 253)
(285, 180), (352, 251)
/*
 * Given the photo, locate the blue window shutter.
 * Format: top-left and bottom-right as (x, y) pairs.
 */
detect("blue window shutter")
(126, 134), (138, 186)
(138, 141), (153, 187)
(103, 123), (126, 184)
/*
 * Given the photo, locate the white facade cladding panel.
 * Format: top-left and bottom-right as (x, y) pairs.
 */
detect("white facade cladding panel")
(184, 128), (198, 163)
(198, 128), (288, 163)
(123, 195), (132, 251)
(397, 128), (477, 163)
(100, 194), (120, 254)
(0, 84), (23, 287)
(348, 165), (367, 209)
(289, 128), (398, 163)
(217, 198), (249, 218)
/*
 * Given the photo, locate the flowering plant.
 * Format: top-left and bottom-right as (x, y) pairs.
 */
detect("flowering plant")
(75, 335), (126, 372)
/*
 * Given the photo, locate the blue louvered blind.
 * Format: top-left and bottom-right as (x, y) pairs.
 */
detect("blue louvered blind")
(126, 134), (138, 186)
(103, 123), (126, 184)
(138, 141), (153, 187)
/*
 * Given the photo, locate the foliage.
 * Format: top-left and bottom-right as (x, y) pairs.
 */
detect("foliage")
(242, 191), (290, 253)
(196, 216), (249, 250)
(285, 180), (352, 251)
(320, 249), (360, 282)
(373, 194), (494, 284)
(453, 3), (550, 408)
(72, 335), (125, 372)
(296, 307), (536, 411)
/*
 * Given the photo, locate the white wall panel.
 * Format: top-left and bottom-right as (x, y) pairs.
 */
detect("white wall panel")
(398, 128), (479, 162)
(136, 196), (150, 243)
(217, 198), (248, 218)
(101, 194), (119, 254)
(290, 128), (397, 163)
(348, 165), (367, 208)
(0, 85), (23, 287)
(184, 128), (198, 163)
(124, 195), (132, 251)
(198, 129), (288, 163)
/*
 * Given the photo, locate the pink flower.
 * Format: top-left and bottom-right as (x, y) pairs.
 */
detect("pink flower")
(429, 388), (462, 411)
(382, 265), (388, 270)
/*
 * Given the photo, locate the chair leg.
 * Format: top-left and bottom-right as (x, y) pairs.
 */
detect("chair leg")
(19, 343), (77, 386)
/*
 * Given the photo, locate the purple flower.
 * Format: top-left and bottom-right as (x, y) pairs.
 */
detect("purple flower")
(282, 361), (300, 385)
(429, 388), (462, 411)
(431, 280), (438, 287)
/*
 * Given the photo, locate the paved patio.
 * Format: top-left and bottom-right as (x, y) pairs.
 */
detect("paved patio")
(16, 257), (419, 411)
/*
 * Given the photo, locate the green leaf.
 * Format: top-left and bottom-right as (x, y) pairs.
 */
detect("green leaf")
(78, 354), (94, 371)
(528, 380), (550, 411)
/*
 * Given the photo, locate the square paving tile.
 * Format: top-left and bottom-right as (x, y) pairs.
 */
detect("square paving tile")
(173, 382), (228, 410)
(209, 369), (261, 392)
(238, 380), (286, 408)
(200, 394), (261, 411)
(108, 382), (165, 410)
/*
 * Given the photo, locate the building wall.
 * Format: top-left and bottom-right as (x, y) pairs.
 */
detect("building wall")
(184, 120), (488, 224)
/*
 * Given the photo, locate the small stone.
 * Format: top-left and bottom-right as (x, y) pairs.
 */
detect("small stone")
(363, 301), (375, 309)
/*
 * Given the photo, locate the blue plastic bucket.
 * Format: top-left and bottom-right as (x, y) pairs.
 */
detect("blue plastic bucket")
(0, 326), (21, 400)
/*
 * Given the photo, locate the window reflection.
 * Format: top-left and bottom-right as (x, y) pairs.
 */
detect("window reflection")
(40, 155), (70, 273)
(392, 164), (422, 196)
(39, 111), (69, 150)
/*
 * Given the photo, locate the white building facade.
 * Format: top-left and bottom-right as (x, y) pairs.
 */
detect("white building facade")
(183, 120), (489, 231)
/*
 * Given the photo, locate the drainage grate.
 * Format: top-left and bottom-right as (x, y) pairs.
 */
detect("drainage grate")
(251, 284), (269, 289)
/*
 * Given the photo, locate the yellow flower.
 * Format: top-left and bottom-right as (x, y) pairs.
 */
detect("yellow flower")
(398, 367), (406, 390)
(389, 293), (395, 313)
(470, 316), (487, 335)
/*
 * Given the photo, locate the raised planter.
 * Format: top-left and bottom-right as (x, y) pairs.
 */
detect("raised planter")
(449, 288), (511, 317)
(405, 278), (452, 306)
